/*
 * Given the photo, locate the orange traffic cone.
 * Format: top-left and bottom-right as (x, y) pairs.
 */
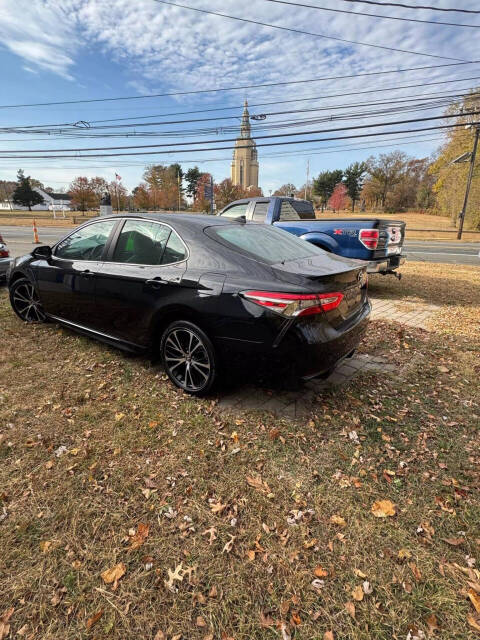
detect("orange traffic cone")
(33, 219), (40, 244)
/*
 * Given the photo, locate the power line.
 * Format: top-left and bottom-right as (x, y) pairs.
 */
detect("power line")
(260, 0), (479, 27)
(150, 0), (467, 61)
(340, 0), (480, 13)
(0, 61), (477, 110)
(0, 123), (474, 159)
(1, 113), (477, 158)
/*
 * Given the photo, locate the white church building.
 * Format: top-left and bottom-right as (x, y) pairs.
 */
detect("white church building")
(0, 188), (72, 212)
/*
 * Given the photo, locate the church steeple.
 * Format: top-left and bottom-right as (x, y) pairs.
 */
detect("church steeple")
(231, 98), (259, 190)
(240, 99), (251, 138)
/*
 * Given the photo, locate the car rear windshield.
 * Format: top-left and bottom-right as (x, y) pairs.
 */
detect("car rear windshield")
(205, 224), (324, 265)
(279, 199), (315, 220)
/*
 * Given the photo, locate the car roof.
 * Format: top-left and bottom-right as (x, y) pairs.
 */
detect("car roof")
(93, 212), (232, 230)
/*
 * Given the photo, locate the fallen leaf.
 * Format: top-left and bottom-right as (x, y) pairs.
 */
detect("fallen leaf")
(409, 562), (422, 582)
(469, 589), (480, 614)
(222, 535), (235, 554)
(442, 537), (465, 546)
(196, 616), (206, 627)
(0, 607), (14, 640)
(202, 526), (218, 545)
(425, 613), (439, 636)
(164, 563), (185, 591)
(314, 566), (328, 578)
(86, 609), (103, 630)
(345, 601), (356, 619)
(362, 580), (373, 595)
(352, 585), (364, 601)
(246, 549), (256, 561)
(40, 541), (53, 553)
(154, 631), (166, 640)
(398, 548), (412, 561)
(260, 611), (274, 627)
(114, 413), (125, 421)
(246, 475), (271, 494)
(269, 428), (280, 440)
(437, 365), (450, 373)
(329, 514), (347, 527)
(45, 460), (54, 469)
(371, 499), (396, 518)
(324, 632), (334, 640)
(128, 523), (149, 550)
(209, 501), (226, 515)
(101, 562), (126, 585)
(467, 613), (480, 633)
(354, 569), (367, 579)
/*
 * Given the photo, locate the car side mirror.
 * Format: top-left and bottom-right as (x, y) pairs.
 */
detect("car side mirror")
(31, 245), (52, 260)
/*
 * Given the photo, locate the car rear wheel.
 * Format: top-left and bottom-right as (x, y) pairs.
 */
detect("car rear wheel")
(9, 277), (47, 323)
(160, 320), (217, 396)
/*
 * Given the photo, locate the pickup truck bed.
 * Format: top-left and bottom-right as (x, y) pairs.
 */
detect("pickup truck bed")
(218, 197), (406, 276)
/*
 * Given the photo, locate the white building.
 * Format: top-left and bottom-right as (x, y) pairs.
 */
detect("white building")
(0, 188), (72, 211)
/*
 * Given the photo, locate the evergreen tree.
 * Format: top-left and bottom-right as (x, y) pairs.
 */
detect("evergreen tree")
(343, 162), (367, 212)
(312, 169), (343, 211)
(12, 169), (44, 211)
(185, 167), (202, 199)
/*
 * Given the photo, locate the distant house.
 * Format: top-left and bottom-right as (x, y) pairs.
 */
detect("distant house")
(0, 188), (72, 211)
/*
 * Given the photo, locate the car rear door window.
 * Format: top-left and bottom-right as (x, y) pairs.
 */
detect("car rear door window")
(113, 220), (171, 265)
(205, 224), (323, 265)
(220, 203), (249, 219)
(252, 201), (269, 222)
(161, 229), (187, 264)
(279, 200), (315, 221)
(55, 220), (117, 260)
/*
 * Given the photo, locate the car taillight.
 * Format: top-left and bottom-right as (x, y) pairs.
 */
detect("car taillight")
(241, 290), (344, 317)
(0, 245), (9, 258)
(359, 229), (379, 250)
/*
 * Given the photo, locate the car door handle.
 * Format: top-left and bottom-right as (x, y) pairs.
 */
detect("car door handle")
(80, 270), (95, 278)
(145, 278), (166, 289)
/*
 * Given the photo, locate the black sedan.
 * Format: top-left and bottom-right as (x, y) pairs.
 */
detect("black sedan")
(7, 214), (370, 395)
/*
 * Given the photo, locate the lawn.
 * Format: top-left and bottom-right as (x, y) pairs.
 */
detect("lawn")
(0, 263), (479, 640)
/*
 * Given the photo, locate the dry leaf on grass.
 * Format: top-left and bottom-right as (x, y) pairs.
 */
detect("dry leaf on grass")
(209, 501), (226, 515)
(467, 613), (480, 633)
(222, 535), (235, 554)
(345, 601), (356, 619)
(0, 607), (14, 640)
(101, 562), (126, 585)
(164, 563), (185, 591)
(442, 537), (465, 546)
(329, 514), (346, 527)
(128, 523), (149, 550)
(154, 631), (166, 640)
(314, 566), (328, 578)
(409, 562), (422, 581)
(40, 540), (53, 553)
(246, 475), (271, 494)
(324, 632), (334, 640)
(425, 613), (439, 635)
(469, 589), (480, 614)
(202, 526), (218, 545)
(196, 616), (207, 627)
(86, 609), (103, 630)
(371, 499), (396, 518)
(352, 585), (364, 601)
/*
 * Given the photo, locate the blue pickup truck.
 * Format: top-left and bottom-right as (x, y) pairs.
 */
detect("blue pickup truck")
(218, 197), (406, 277)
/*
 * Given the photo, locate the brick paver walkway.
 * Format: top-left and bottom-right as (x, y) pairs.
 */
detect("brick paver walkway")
(216, 296), (439, 417)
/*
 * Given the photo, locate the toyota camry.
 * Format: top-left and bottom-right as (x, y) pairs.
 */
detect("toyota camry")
(7, 214), (370, 395)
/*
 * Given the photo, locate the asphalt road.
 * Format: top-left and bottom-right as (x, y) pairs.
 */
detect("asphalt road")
(1, 224), (479, 265)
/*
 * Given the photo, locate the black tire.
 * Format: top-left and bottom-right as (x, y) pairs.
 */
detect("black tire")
(160, 320), (217, 396)
(9, 277), (47, 323)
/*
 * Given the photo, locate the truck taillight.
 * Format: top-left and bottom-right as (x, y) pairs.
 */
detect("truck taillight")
(359, 229), (379, 250)
(241, 290), (344, 317)
(0, 245), (8, 258)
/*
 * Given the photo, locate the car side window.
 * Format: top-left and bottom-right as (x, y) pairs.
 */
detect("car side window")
(220, 203), (248, 219)
(252, 201), (269, 222)
(112, 220), (172, 265)
(279, 201), (302, 221)
(161, 230), (187, 264)
(55, 220), (116, 261)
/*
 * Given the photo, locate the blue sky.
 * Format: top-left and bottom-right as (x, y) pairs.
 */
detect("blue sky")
(0, 0), (479, 195)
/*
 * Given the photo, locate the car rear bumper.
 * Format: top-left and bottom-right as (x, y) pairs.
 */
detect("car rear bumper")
(216, 299), (371, 379)
(366, 255), (405, 273)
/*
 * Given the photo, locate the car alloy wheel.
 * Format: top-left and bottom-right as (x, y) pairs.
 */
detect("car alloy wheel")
(161, 321), (216, 395)
(10, 278), (47, 323)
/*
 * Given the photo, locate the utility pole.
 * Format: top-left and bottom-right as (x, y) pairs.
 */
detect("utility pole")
(304, 159), (310, 201)
(457, 125), (479, 240)
(177, 171), (181, 212)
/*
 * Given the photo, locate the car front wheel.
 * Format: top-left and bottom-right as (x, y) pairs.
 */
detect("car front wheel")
(9, 277), (47, 323)
(160, 320), (217, 396)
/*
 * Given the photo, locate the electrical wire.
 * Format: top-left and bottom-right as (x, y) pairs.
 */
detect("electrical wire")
(0, 60), (477, 110)
(0, 111), (474, 154)
(260, 0), (479, 27)
(150, 0), (467, 61)
(340, 0), (480, 13)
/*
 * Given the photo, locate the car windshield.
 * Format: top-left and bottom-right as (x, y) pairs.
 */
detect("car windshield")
(205, 224), (324, 265)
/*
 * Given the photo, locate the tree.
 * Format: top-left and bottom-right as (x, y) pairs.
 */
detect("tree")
(185, 167), (202, 199)
(68, 177), (106, 212)
(214, 178), (247, 210)
(108, 180), (129, 212)
(364, 152), (407, 209)
(0, 180), (16, 209)
(343, 162), (367, 211)
(143, 164), (183, 210)
(273, 183), (297, 197)
(192, 173), (213, 212)
(12, 170), (45, 211)
(132, 184), (150, 210)
(329, 183), (347, 212)
(312, 170), (343, 211)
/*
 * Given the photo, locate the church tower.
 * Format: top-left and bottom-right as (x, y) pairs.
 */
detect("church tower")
(231, 100), (259, 190)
